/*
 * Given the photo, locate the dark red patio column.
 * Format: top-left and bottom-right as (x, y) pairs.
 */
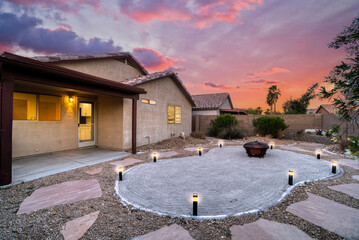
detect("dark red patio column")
(132, 98), (137, 154)
(0, 64), (13, 186)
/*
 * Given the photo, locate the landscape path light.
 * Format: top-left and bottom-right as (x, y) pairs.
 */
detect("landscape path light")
(219, 140), (223, 148)
(118, 167), (123, 181)
(269, 142), (274, 149)
(332, 162), (337, 174)
(288, 170), (293, 185)
(193, 193), (198, 216)
(316, 149), (321, 159)
(153, 152), (157, 162)
(198, 147), (202, 156)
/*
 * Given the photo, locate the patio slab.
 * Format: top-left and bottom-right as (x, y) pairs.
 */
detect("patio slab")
(17, 179), (102, 214)
(286, 192), (359, 240)
(134, 224), (193, 240)
(328, 183), (359, 200)
(12, 148), (129, 184)
(230, 218), (312, 240)
(109, 158), (144, 168)
(61, 211), (100, 240)
(338, 159), (359, 170)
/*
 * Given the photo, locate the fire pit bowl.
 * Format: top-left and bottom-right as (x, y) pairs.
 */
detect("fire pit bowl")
(243, 141), (269, 158)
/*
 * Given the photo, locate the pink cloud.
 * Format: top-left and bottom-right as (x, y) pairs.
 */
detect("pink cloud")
(247, 67), (290, 77)
(132, 47), (185, 71)
(245, 79), (281, 84)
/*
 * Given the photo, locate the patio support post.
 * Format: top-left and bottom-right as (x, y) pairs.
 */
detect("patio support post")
(0, 64), (13, 186)
(132, 98), (137, 154)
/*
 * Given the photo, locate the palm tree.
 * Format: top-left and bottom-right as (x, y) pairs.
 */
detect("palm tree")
(267, 85), (281, 113)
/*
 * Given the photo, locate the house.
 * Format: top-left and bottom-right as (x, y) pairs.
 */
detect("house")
(0, 52), (194, 186)
(315, 104), (337, 114)
(192, 93), (234, 115)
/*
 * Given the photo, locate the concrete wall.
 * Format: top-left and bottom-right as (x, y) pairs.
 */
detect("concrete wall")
(12, 95), (78, 158)
(55, 58), (143, 82)
(192, 110), (219, 116)
(192, 114), (323, 136)
(122, 77), (193, 148)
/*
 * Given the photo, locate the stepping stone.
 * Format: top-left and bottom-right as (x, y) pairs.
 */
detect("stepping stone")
(158, 151), (178, 158)
(230, 219), (312, 240)
(338, 159), (359, 170)
(110, 158), (143, 168)
(135, 224), (193, 240)
(85, 167), (103, 175)
(286, 192), (359, 240)
(61, 211), (100, 240)
(353, 175), (359, 181)
(184, 147), (208, 152)
(17, 179), (102, 214)
(328, 184), (359, 200)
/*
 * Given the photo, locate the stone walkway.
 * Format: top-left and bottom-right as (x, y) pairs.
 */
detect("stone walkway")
(134, 224), (193, 240)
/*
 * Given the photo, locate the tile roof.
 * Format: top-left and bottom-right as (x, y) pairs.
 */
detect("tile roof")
(315, 104), (337, 114)
(192, 93), (232, 110)
(124, 71), (195, 106)
(32, 52), (148, 75)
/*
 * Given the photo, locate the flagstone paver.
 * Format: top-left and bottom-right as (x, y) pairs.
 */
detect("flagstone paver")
(286, 192), (359, 240)
(110, 158), (143, 168)
(353, 175), (359, 181)
(85, 167), (103, 175)
(184, 147), (208, 152)
(17, 179), (102, 214)
(230, 218), (312, 240)
(60, 211), (100, 240)
(328, 183), (359, 200)
(134, 224), (193, 240)
(157, 151), (179, 158)
(338, 159), (359, 170)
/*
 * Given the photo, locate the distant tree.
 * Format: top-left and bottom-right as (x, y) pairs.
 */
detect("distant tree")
(248, 107), (263, 115)
(266, 85), (281, 113)
(320, 13), (359, 124)
(283, 83), (318, 114)
(264, 109), (271, 115)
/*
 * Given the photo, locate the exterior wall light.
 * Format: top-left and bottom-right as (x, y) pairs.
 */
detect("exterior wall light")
(316, 150), (321, 159)
(68, 97), (74, 103)
(118, 167), (123, 181)
(153, 152), (157, 162)
(288, 170), (293, 185)
(219, 140), (223, 148)
(269, 142), (274, 149)
(198, 147), (202, 156)
(193, 193), (198, 216)
(332, 162), (337, 174)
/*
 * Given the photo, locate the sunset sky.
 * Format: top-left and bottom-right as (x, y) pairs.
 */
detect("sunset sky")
(1, 0), (358, 111)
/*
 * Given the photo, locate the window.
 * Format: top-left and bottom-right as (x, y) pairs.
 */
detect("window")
(13, 92), (37, 120)
(168, 105), (181, 124)
(13, 92), (61, 121)
(141, 98), (156, 105)
(39, 95), (61, 121)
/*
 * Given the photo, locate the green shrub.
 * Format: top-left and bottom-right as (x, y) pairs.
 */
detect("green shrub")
(252, 116), (288, 138)
(208, 114), (243, 139)
(346, 136), (359, 160)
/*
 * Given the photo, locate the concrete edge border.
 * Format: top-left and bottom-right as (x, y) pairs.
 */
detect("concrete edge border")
(114, 147), (344, 220)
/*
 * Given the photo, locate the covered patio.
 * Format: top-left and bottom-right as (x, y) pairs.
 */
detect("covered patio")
(0, 52), (146, 186)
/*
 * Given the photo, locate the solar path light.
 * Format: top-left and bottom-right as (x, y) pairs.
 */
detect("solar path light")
(118, 167), (123, 181)
(288, 170), (293, 185)
(193, 193), (198, 216)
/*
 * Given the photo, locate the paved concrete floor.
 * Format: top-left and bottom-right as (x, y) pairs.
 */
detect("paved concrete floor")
(12, 148), (129, 184)
(116, 147), (338, 218)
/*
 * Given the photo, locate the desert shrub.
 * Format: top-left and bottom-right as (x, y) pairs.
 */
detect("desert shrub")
(316, 129), (323, 135)
(346, 136), (359, 160)
(190, 132), (206, 139)
(252, 116), (288, 138)
(208, 114), (243, 139)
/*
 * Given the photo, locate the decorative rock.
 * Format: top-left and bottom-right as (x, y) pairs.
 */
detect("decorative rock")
(328, 184), (359, 200)
(85, 167), (103, 175)
(352, 175), (359, 181)
(338, 159), (359, 170)
(110, 158), (143, 168)
(61, 211), (100, 240)
(17, 179), (102, 214)
(287, 192), (359, 240)
(158, 151), (179, 158)
(230, 219), (312, 240)
(135, 224), (193, 240)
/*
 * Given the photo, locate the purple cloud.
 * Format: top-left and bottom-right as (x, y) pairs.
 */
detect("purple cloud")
(245, 79), (281, 84)
(204, 82), (240, 90)
(0, 12), (121, 54)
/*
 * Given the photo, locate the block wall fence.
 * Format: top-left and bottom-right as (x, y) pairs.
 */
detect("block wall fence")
(192, 114), (359, 137)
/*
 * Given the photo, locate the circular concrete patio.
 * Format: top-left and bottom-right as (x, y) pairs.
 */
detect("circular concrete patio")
(115, 146), (340, 218)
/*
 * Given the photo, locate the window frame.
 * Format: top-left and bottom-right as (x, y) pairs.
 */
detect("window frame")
(167, 105), (181, 124)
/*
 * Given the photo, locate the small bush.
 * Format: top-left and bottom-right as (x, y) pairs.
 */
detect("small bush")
(190, 132), (206, 139)
(252, 116), (288, 138)
(208, 114), (243, 139)
(346, 136), (359, 160)
(315, 129), (323, 135)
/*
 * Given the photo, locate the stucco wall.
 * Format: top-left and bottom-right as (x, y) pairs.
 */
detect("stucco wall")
(12, 96), (78, 158)
(122, 77), (193, 148)
(55, 59), (143, 82)
(97, 95), (124, 150)
(192, 110), (219, 116)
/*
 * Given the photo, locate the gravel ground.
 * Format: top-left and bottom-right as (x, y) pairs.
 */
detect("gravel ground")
(0, 136), (358, 240)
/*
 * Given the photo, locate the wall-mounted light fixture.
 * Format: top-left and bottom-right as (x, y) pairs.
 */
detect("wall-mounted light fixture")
(68, 97), (74, 103)
(118, 167), (123, 181)
(332, 162), (337, 174)
(193, 193), (198, 216)
(288, 170), (293, 185)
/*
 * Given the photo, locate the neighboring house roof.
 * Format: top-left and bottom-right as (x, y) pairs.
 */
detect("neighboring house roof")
(124, 71), (195, 106)
(0, 52), (146, 96)
(315, 104), (337, 114)
(192, 93), (233, 110)
(33, 52), (148, 75)
(220, 108), (248, 115)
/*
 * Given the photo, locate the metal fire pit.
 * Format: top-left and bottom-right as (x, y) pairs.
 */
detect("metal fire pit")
(243, 141), (269, 158)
